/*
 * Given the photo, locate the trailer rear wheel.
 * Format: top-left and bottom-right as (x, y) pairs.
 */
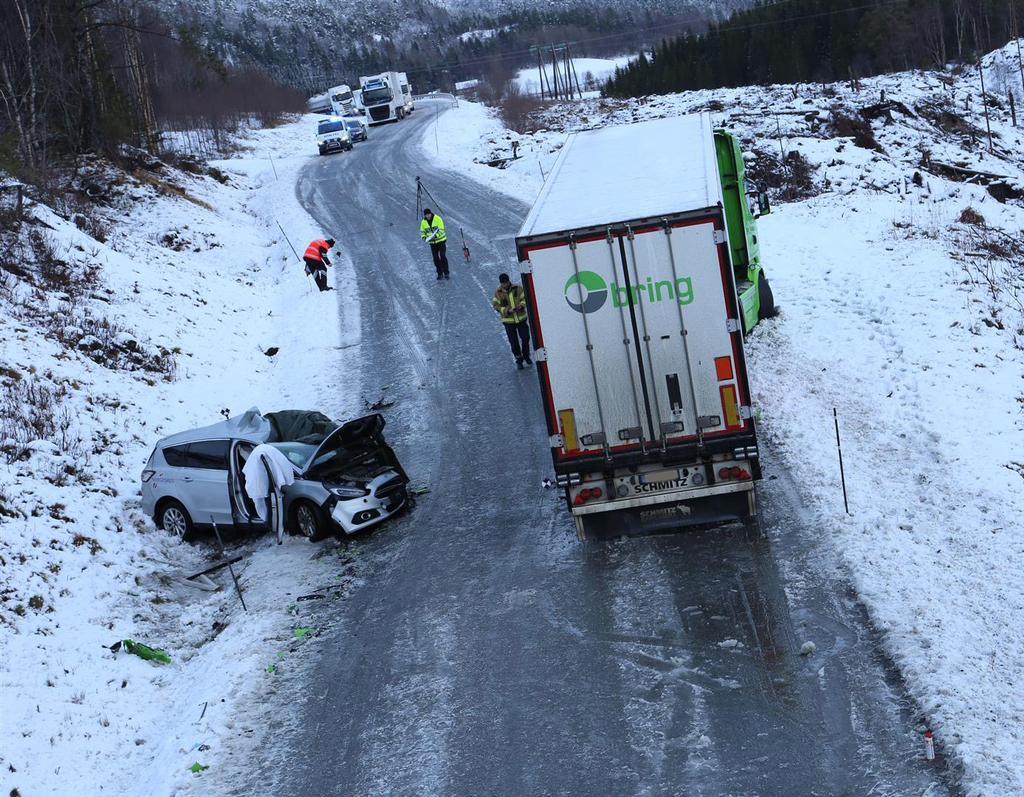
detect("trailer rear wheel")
(758, 272), (776, 320)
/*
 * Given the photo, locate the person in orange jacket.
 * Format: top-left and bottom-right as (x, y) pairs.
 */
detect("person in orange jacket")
(303, 237), (335, 292)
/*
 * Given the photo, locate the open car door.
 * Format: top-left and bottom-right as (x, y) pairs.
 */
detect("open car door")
(229, 441), (285, 543)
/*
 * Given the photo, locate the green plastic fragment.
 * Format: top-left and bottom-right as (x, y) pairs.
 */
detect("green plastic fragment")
(293, 627), (314, 639)
(266, 664), (277, 674)
(190, 762), (209, 773)
(123, 639), (171, 664)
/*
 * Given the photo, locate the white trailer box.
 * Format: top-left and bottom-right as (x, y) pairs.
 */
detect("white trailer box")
(516, 113), (760, 538)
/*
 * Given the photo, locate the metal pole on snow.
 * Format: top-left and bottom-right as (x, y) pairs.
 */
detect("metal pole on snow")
(833, 408), (850, 515)
(211, 517), (248, 611)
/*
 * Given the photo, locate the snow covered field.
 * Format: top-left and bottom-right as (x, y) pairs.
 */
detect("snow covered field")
(0, 116), (367, 796)
(421, 43), (1024, 796)
(514, 55), (637, 96)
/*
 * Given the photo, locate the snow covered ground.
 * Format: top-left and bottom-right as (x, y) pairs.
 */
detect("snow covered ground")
(514, 55), (637, 96)
(0, 115), (370, 796)
(420, 43), (1024, 797)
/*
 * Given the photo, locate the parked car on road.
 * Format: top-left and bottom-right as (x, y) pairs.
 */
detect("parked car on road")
(316, 117), (352, 155)
(141, 409), (408, 541)
(343, 116), (368, 142)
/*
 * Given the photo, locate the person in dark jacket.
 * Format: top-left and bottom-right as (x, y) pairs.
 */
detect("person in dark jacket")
(303, 237), (335, 292)
(492, 273), (532, 369)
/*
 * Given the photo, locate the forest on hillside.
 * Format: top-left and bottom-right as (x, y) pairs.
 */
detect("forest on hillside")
(605, 0), (1024, 96)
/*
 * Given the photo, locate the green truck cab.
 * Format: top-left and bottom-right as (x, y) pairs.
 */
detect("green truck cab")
(714, 129), (774, 333)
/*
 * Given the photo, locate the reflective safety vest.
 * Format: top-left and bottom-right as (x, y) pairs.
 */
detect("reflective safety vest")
(420, 214), (447, 244)
(304, 239), (329, 262)
(492, 284), (527, 325)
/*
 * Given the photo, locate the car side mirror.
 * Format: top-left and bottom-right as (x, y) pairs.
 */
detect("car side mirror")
(757, 189), (771, 217)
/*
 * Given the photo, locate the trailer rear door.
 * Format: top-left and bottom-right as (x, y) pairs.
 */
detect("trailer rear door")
(525, 215), (751, 464)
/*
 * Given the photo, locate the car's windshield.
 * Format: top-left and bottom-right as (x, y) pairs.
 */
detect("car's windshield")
(269, 441), (317, 469)
(344, 120), (361, 130)
(317, 120), (345, 134)
(362, 86), (391, 104)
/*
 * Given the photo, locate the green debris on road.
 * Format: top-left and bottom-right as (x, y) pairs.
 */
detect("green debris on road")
(190, 762), (209, 773)
(293, 627), (315, 639)
(266, 663), (277, 674)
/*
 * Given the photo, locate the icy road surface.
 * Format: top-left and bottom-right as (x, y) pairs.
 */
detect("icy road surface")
(202, 106), (955, 796)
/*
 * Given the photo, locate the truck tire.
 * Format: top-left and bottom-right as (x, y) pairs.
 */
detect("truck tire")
(757, 272), (776, 320)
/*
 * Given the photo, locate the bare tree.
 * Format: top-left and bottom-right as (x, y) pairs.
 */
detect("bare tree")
(0, 0), (47, 170)
(922, 0), (948, 70)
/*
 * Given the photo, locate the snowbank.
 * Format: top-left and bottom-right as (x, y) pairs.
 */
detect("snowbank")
(0, 115), (364, 796)
(422, 42), (1024, 796)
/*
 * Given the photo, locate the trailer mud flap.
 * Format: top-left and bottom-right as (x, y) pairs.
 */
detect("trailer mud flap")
(576, 489), (753, 539)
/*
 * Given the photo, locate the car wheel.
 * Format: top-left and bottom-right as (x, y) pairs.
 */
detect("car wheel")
(757, 271), (776, 320)
(159, 499), (194, 542)
(291, 500), (327, 541)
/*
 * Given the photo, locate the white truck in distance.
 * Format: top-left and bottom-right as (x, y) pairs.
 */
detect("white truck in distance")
(328, 84), (356, 116)
(516, 113), (770, 539)
(359, 72), (407, 125)
(399, 72), (415, 116)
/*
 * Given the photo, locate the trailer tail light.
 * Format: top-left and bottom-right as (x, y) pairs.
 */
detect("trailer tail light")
(558, 408), (579, 451)
(718, 466), (751, 481)
(720, 384), (741, 429)
(573, 486), (604, 505)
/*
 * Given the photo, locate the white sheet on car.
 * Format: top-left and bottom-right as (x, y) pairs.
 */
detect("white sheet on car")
(242, 444), (297, 520)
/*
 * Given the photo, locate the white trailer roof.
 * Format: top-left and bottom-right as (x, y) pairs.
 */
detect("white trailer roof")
(518, 113), (722, 239)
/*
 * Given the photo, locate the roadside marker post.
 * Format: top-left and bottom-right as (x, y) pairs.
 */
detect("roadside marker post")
(833, 408), (850, 515)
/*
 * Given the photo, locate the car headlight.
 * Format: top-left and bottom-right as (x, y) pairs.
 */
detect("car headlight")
(330, 485), (368, 499)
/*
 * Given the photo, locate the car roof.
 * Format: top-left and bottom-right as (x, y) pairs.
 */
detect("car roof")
(157, 407), (271, 448)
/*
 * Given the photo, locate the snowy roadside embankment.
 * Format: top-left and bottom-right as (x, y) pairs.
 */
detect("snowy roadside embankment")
(0, 114), (363, 796)
(423, 44), (1024, 796)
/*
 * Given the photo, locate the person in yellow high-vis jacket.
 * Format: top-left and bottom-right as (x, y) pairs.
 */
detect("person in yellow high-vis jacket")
(420, 208), (449, 280)
(492, 273), (532, 369)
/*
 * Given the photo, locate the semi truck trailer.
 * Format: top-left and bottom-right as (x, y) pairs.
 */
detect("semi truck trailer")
(515, 113), (774, 539)
(358, 72), (407, 125)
